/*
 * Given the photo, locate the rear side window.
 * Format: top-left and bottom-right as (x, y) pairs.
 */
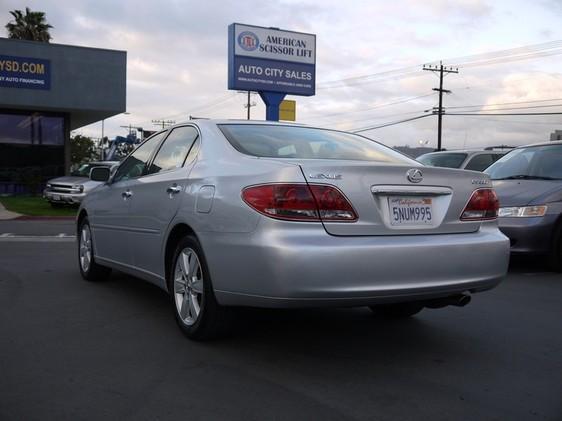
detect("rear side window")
(218, 124), (415, 164)
(148, 126), (199, 174)
(418, 152), (467, 168)
(465, 154), (495, 171)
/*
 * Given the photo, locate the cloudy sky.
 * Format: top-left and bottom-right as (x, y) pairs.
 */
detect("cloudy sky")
(2, 0), (562, 150)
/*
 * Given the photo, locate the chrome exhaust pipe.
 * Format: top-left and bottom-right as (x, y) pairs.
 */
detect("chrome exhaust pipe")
(454, 293), (471, 307)
(425, 293), (471, 309)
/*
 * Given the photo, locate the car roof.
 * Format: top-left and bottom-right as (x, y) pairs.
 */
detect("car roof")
(168, 119), (308, 130)
(516, 140), (562, 148)
(420, 150), (505, 157)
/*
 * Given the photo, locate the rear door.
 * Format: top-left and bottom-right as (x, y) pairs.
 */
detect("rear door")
(128, 125), (200, 277)
(298, 160), (486, 236)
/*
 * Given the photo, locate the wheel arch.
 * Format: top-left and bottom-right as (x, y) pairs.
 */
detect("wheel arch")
(77, 209), (88, 234)
(549, 211), (562, 248)
(164, 223), (199, 292)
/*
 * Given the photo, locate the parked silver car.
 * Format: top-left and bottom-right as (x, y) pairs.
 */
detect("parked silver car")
(44, 161), (119, 206)
(418, 150), (506, 172)
(77, 120), (509, 339)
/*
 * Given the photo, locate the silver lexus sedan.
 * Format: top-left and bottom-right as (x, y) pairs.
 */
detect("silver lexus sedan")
(77, 120), (509, 339)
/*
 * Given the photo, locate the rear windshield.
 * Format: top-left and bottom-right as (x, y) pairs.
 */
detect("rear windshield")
(418, 152), (467, 168)
(218, 124), (415, 164)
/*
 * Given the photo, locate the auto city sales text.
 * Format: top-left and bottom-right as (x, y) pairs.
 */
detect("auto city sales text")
(238, 65), (312, 81)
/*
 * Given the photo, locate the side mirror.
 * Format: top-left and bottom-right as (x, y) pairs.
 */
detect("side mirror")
(90, 166), (111, 182)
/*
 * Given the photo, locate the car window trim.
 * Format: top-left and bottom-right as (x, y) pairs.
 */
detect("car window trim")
(144, 124), (202, 176)
(217, 123), (417, 164)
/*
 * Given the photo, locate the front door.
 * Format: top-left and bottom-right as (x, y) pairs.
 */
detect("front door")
(89, 131), (167, 268)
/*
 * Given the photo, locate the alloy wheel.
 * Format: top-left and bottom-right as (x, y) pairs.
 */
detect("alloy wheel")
(174, 248), (204, 326)
(79, 224), (92, 273)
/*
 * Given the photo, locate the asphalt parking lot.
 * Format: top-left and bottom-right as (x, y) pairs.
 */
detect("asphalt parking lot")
(0, 221), (561, 420)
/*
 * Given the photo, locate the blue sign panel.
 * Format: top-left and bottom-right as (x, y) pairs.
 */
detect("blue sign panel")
(0, 55), (51, 90)
(232, 56), (315, 96)
(228, 23), (316, 97)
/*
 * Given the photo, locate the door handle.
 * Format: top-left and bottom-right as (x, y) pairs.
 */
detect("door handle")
(121, 189), (133, 199)
(166, 185), (182, 195)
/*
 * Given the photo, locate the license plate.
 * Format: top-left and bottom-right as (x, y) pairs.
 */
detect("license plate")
(388, 196), (433, 226)
(51, 194), (61, 201)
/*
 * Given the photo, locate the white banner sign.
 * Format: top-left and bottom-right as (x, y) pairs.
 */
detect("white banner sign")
(233, 24), (316, 65)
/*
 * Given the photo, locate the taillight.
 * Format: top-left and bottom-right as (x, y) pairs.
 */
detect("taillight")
(460, 188), (499, 221)
(242, 183), (357, 222)
(308, 185), (357, 221)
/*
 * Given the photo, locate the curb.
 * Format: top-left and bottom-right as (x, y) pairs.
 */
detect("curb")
(15, 215), (76, 221)
(0, 202), (22, 220)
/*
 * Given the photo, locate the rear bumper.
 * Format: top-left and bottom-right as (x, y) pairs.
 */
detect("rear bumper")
(203, 221), (510, 308)
(499, 215), (558, 255)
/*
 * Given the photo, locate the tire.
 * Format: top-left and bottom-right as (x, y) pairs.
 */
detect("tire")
(78, 218), (112, 282)
(548, 224), (562, 272)
(369, 302), (424, 318)
(168, 236), (229, 340)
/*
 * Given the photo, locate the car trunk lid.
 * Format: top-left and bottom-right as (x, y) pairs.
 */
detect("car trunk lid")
(296, 160), (488, 236)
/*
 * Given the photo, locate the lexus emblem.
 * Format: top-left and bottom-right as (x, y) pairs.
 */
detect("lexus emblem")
(406, 168), (423, 183)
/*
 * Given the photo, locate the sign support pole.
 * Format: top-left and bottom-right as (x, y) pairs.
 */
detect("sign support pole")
(259, 91), (286, 121)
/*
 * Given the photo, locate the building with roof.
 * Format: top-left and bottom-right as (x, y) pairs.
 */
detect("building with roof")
(0, 38), (126, 193)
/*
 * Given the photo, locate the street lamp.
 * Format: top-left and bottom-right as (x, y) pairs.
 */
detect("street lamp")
(102, 111), (130, 140)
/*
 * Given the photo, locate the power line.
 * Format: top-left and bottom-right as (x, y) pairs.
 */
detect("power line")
(316, 40), (562, 90)
(447, 112), (562, 116)
(443, 40), (562, 66)
(304, 93), (436, 121)
(135, 93), (238, 127)
(317, 66), (420, 89)
(454, 115), (562, 125)
(348, 110), (562, 136)
(446, 97), (562, 109)
(327, 109), (428, 128)
(446, 103), (562, 113)
(351, 114), (432, 133)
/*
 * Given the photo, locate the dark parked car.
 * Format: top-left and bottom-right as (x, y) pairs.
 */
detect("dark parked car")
(418, 150), (506, 171)
(485, 141), (562, 270)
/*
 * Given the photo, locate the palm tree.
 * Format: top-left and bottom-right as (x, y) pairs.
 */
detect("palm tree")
(5, 7), (53, 42)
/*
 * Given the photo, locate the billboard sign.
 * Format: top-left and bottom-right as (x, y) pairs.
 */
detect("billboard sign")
(228, 23), (316, 96)
(279, 100), (296, 121)
(0, 55), (51, 90)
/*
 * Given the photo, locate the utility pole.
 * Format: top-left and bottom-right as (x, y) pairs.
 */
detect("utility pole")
(239, 91), (256, 120)
(120, 124), (135, 135)
(423, 61), (458, 150)
(151, 119), (175, 129)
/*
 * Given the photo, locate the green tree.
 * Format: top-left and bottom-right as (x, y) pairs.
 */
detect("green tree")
(5, 7), (53, 42)
(71, 135), (97, 165)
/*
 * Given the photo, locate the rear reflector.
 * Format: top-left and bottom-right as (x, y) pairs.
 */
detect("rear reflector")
(242, 183), (357, 222)
(460, 188), (499, 221)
